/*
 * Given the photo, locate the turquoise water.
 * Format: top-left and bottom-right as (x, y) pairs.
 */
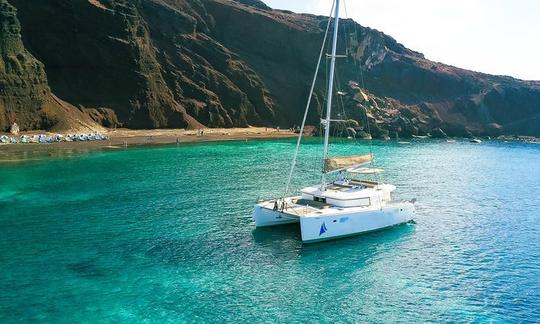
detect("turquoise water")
(1, 139), (539, 322)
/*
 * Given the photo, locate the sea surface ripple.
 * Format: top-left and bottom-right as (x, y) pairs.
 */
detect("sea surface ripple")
(1, 139), (539, 322)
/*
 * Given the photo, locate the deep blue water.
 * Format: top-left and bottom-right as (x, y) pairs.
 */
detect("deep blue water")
(0, 138), (539, 322)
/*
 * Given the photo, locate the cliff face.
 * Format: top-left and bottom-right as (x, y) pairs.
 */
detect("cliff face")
(0, 0), (98, 131)
(7, 0), (276, 129)
(2, 0), (540, 136)
(201, 0), (540, 137)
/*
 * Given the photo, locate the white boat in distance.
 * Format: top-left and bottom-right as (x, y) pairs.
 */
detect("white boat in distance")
(253, 0), (416, 243)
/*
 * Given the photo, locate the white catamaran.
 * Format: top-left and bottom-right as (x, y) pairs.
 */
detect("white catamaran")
(253, 0), (416, 243)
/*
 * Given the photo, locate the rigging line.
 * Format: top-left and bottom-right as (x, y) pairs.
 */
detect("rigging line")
(321, 18), (333, 178)
(336, 70), (361, 148)
(320, 43), (329, 172)
(332, 6), (346, 142)
(337, 2), (358, 137)
(329, 4), (363, 157)
(321, 0), (341, 189)
(334, 71), (345, 139)
(343, 0), (381, 184)
(283, 0), (335, 197)
(335, 71), (346, 117)
(331, 65), (337, 139)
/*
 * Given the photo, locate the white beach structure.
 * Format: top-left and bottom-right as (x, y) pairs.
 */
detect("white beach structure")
(253, 0), (416, 243)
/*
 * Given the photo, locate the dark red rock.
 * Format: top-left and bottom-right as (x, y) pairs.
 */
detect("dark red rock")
(2, 0), (539, 137)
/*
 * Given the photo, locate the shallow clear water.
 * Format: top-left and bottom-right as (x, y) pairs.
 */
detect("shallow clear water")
(1, 139), (539, 322)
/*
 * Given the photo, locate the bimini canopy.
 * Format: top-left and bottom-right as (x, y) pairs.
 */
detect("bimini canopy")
(324, 154), (372, 173)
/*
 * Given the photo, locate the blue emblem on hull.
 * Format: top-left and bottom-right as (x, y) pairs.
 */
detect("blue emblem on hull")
(319, 222), (327, 236)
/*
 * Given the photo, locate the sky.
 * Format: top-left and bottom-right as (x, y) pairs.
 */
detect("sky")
(263, 0), (540, 80)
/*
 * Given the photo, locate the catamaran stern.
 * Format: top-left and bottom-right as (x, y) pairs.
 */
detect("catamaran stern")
(253, 202), (300, 227)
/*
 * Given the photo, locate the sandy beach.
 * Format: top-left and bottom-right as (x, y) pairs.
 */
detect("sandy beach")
(0, 127), (296, 163)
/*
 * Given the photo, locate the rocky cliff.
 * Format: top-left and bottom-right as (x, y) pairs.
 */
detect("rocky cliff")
(1, 0), (539, 136)
(0, 0), (98, 131)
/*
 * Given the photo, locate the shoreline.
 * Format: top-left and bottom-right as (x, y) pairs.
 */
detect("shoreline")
(1, 127), (539, 164)
(0, 127), (296, 163)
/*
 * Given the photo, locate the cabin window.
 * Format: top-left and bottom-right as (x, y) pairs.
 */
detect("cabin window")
(314, 197), (326, 203)
(356, 197), (370, 207)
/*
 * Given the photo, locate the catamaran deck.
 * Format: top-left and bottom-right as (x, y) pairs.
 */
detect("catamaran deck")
(277, 198), (331, 217)
(265, 193), (405, 219)
(262, 198), (412, 218)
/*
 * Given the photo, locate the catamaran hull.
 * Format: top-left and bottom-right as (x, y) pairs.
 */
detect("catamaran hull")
(300, 202), (415, 243)
(253, 205), (299, 227)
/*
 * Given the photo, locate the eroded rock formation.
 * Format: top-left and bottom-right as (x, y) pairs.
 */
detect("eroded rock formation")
(1, 0), (539, 136)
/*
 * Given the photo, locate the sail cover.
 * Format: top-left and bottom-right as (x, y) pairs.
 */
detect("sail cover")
(324, 154), (372, 172)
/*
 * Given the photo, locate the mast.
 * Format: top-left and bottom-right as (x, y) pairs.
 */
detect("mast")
(321, 0), (340, 190)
